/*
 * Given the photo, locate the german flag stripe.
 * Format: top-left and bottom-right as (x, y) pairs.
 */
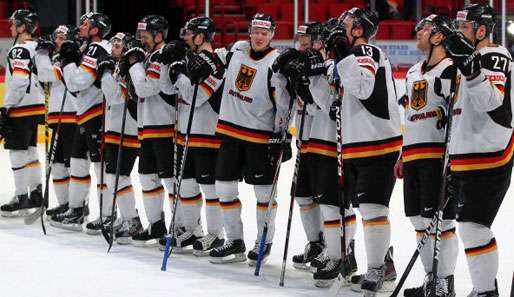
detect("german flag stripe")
(8, 105), (45, 118)
(48, 113), (77, 124)
(256, 201), (278, 210)
(180, 193), (203, 205)
(143, 185), (165, 197)
(402, 143), (445, 162)
(80, 64), (97, 80)
(306, 139), (337, 158)
(138, 126), (175, 140)
(117, 185), (134, 196)
(206, 198), (220, 206)
(104, 133), (140, 148)
(363, 216), (390, 228)
(53, 176), (70, 185)
(77, 104), (103, 125)
(25, 160), (41, 168)
(97, 184), (108, 190)
(53, 67), (63, 81)
(70, 175), (91, 184)
(300, 142), (309, 154)
(344, 214), (357, 226)
(465, 238), (497, 257)
(146, 70), (160, 79)
(324, 219), (341, 228)
(441, 228), (456, 240)
(220, 199), (242, 209)
(342, 136), (402, 159)
(200, 82), (214, 97)
(215, 120), (272, 144)
(451, 134), (514, 172)
(300, 203), (318, 211)
(12, 68), (30, 76)
(177, 133), (221, 149)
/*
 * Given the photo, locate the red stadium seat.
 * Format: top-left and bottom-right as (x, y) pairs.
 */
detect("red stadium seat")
(375, 22), (391, 40)
(307, 4), (328, 22)
(328, 3), (350, 18)
(275, 21), (294, 39)
(388, 21), (415, 39)
(281, 3), (304, 21)
(256, 4), (280, 19)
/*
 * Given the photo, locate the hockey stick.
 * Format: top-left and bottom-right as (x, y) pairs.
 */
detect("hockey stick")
(161, 83), (199, 271)
(98, 96), (109, 243)
(390, 67), (458, 297)
(279, 102), (307, 287)
(254, 78), (297, 276)
(106, 79), (132, 252)
(510, 270), (514, 297)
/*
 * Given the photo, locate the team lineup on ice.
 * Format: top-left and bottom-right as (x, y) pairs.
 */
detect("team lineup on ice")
(1, 3), (514, 297)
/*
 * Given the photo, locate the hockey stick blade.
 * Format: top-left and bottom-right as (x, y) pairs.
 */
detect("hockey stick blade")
(161, 235), (173, 271)
(24, 207), (44, 225)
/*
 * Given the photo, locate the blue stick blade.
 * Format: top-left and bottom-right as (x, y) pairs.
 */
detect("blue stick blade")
(160, 236), (172, 271)
(254, 227), (268, 276)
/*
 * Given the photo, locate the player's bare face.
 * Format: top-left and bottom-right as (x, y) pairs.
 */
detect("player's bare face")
(9, 21), (18, 38)
(457, 21), (475, 44)
(54, 33), (65, 51)
(79, 20), (92, 39)
(297, 35), (312, 51)
(416, 23), (432, 51)
(182, 30), (194, 49)
(250, 28), (273, 52)
(111, 41), (123, 59)
(139, 31), (155, 52)
(343, 16), (355, 44)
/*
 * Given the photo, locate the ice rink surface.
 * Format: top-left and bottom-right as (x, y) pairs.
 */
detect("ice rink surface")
(0, 145), (513, 297)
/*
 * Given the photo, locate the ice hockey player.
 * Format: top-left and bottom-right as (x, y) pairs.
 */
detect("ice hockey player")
(394, 14), (458, 297)
(122, 15), (181, 247)
(329, 7), (402, 295)
(49, 12), (112, 231)
(83, 32), (141, 239)
(0, 9), (44, 217)
(34, 25), (80, 218)
(444, 4), (513, 296)
(207, 13), (294, 264)
(158, 16), (225, 255)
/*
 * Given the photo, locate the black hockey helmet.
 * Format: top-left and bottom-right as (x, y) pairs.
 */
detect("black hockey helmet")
(249, 13), (276, 33)
(52, 24), (79, 41)
(180, 16), (216, 42)
(415, 14), (454, 38)
(455, 3), (496, 34)
(9, 9), (39, 34)
(110, 32), (137, 53)
(341, 7), (379, 40)
(322, 17), (344, 44)
(296, 21), (324, 42)
(137, 15), (169, 40)
(80, 12), (111, 38)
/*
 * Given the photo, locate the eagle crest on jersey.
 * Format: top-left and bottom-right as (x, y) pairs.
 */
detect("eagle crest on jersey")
(235, 64), (257, 91)
(411, 79), (428, 111)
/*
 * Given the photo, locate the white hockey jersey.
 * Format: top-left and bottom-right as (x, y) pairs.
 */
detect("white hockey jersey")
(293, 100), (313, 154)
(62, 40), (111, 125)
(336, 43), (402, 162)
(34, 51), (77, 125)
(101, 69), (139, 149)
(4, 40), (44, 119)
(215, 41), (292, 144)
(402, 58), (454, 163)
(129, 49), (176, 140)
(449, 44), (513, 174)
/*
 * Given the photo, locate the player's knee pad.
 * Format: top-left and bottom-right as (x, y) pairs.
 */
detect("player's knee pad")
(162, 177), (174, 193)
(254, 184), (274, 204)
(320, 204), (340, 220)
(93, 162), (102, 180)
(139, 173), (161, 191)
(296, 196), (315, 207)
(70, 158), (90, 177)
(9, 150), (29, 168)
(27, 146), (39, 161)
(410, 215), (427, 231)
(180, 178), (201, 197)
(359, 203), (389, 220)
(459, 221), (493, 248)
(200, 184), (216, 199)
(215, 180), (238, 202)
(52, 163), (69, 179)
(441, 219), (456, 232)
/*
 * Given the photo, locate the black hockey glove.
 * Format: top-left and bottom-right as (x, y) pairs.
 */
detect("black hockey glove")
(444, 32), (481, 78)
(329, 99), (342, 122)
(159, 40), (187, 65)
(168, 59), (187, 84)
(59, 39), (81, 67)
(272, 48), (302, 75)
(96, 56), (116, 79)
(36, 35), (55, 53)
(436, 105), (447, 130)
(398, 94), (409, 108)
(325, 29), (352, 61)
(187, 50), (223, 84)
(269, 132), (293, 164)
(303, 48), (326, 76)
(282, 58), (307, 81)
(293, 75), (314, 104)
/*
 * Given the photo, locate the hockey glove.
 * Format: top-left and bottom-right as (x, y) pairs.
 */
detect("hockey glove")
(168, 59), (187, 84)
(325, 29), (352, 62)
(269, 132), (293, 164)
(444, 32), (481, 78)
(436, 105), (447, 130)
(36, 35), (55, 53)
(187, 50), (223, 84)
(329, 99), (342, 122)
(293, 75), (314, 104)
(398, 94), (409, 108)
(303, 48), (326, 76)
(96, 56), (116, 79)
(272, 48), (302, 75)
(59, 39), (81, 67)
(159, 40), (187, 65)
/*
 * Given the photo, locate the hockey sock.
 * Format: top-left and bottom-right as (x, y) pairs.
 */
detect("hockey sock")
(140, 174), (165, 223)
(296, 196), (322, 242)
(164, 177), (185, 229)
(112, 175), (137, 221)
(216, 180), (243, 241)
(27, 146), (42, 191)
(10, 150), (30, 195)
(201, 183), (223, 236)
(51, 163), (70, 205)
(342, 207), (357, 250)
(255, 184), (277, 244)
(68, 158), (91, 208)
(460, 221), (498, 293)
(320, 204), (342, 260)
(438, 220), (458, 277)
(179, 178), (203, 232)
(360, 203), (390, 268)
(410, 215), (434, 273)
